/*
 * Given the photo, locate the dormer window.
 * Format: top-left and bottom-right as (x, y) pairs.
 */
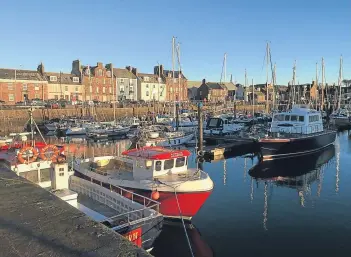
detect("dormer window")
(73, 77), (79, 83)
(98, 69), (102, 76)
(158, 77), (162, 83)
(106, 71), (111, 77)
(50, 76), (57, 82)
(144, 77), (150, 82)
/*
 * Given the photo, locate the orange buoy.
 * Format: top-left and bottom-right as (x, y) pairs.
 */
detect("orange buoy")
(151, 190), (160, 200)
(17, 146), (39, 164)
(40, 144), (59, 161)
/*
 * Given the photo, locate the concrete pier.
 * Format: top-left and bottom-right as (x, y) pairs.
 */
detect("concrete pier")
(0, 168), (151, 257)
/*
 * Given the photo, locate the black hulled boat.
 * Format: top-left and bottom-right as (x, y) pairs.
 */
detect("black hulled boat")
(258, 105), (336, 161)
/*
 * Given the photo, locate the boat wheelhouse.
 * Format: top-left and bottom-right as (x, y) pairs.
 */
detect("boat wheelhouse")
(258, 105), (336, 161)
(204, 117), (243, 135)
(270, 105), (323, 134)
(72, 146), (214, 220)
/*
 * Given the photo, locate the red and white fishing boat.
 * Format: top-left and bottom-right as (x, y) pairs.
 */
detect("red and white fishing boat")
(71, 146), (214, 220)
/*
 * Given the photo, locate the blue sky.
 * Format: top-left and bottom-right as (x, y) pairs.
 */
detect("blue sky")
(1, 0), (350, 84)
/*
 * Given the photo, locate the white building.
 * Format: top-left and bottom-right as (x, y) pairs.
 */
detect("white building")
(137, 73), (166, 102)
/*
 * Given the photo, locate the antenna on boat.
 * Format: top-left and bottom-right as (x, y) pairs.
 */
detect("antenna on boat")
(24, 107), (47, 146)
(338, 55), (343, 110)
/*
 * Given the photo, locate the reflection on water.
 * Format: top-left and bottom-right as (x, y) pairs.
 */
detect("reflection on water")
(31, 131), (351, 256)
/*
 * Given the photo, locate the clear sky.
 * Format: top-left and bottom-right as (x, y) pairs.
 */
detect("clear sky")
(1, 0), (350, 85)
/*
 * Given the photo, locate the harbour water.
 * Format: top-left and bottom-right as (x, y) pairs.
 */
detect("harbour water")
(21, 129), (351, 256)
(152, 130), (351, 257)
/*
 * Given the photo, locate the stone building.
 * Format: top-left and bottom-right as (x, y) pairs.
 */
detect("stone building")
(80, 61), (114, 102)
(114, 67), (138, 102)
(137, 72), (166, 102)
(154, 65), (187, 102)
(0, 68), (47, 104)
(37, 63), (82, 101)
(196, 79), (228, 102)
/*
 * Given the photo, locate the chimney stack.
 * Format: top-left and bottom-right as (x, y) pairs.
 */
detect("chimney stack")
(37, 62), (45, 75)
(202, 79), (206, 84)
(71, 60), (82, 76)
(132, 67), (138, 76)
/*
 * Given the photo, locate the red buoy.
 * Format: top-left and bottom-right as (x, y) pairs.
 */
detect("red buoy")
(151, 190), (160, 200)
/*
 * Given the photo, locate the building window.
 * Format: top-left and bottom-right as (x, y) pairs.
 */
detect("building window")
(8, 83), (13, 90)
(146, 91), (149, 96)
(96, 87), (99, 93)
(170, 88), (173, 93)
(35, 94), (39, 98)
(109, 87), (112, 93)
(153, 85), (155, 88)
(98, 70), (102, 76)
(146, 84), (149, 88)
(120, 87), (124, 93)
(75, 87), (79, 92)
(89, 86), (92, 93)
(158, 77), (162, 83)
(120, 79), (124, 83)
(50, 76), (57, 82)
(73, 77), (79, 83)
(144, 77), (149, 82)
(55, 95), (59, 100)
(59, 172), (64, 177)
(106, 71), (111, 77)
(103, 78), (105, 84)
(8, 94), (14, 101)
(65, 86), (68, 91)
(103, 87), (106, 93)
(22, 84), (28, 90)
(35, 86), (39, 91)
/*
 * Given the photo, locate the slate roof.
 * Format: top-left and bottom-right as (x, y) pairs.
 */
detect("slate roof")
(220, 82), (236, 90)
(138, 73), (163, 83)
(0, 69), (44, 81)
(113, 68), (137, 79)
(206, 82), (225, 90)
(163, 70), (187, 80)
(45, 72), (81, 84)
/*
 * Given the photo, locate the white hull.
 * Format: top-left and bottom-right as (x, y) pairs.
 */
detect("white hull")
(144, 133), (194, 147)
(66, 128), (87, 136)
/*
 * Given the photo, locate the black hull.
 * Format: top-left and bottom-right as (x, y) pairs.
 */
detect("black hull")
(258, 130), (336, 161)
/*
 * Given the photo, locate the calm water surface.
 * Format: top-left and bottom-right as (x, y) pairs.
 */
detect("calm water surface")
(152, 130), (351, 257)
(42, 130), (351, 257)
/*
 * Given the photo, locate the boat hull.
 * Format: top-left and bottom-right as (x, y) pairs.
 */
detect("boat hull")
(331, 116), (351, 128)
(117, 187), (212, 220)
(258, 130), (336, 161)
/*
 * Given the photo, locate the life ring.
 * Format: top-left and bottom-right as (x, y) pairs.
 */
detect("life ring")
(17, 146), (39, 164)
(40, 144), (59, 162)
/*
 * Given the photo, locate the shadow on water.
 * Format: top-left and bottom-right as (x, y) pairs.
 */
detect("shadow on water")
(249, 145), (336, 180)
(151, 223), (213, 257)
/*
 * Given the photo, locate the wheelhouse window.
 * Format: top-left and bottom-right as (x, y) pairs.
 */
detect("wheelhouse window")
(299, 116), (304, 122)
(273, 114), (284, 121)
(164, 159), (174, 169)
(175, 157), (185, 167)
(290, 115), (298, 121)
(155, 161), (162, 171)
(285, 115), (290, 121)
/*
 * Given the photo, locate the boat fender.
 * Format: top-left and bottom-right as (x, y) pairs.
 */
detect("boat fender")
(151, 190), (160, 200)
(197, 150), (205, 157)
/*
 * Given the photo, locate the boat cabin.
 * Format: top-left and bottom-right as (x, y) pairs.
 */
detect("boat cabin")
(121, 147), (191, 180)
(271, 105), (323, 134)
(206, 117), (230, 129)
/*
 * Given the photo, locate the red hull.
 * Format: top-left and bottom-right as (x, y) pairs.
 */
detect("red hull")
(124, 188), (212, 219)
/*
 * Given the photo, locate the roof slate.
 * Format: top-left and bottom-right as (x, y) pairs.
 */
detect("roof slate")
(0, 69), (44, 81)
(113, 68), (137, 79)
(45, 72), (80, 84)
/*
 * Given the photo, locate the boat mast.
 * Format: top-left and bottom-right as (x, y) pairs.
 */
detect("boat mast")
(292, 60), (296, 106)
(315, 62), (319, 109)
(172, 36), (176, 118)
(265, 42), (270, 113)
(338, 55), (343, 110)
(272, 63), (276, 111)
(252, 78), (254, 114)
(112, 67), (116, 123)
(321, 57), (325, 111)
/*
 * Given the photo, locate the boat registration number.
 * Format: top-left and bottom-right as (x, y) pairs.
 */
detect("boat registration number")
(123, 227), (142, 247)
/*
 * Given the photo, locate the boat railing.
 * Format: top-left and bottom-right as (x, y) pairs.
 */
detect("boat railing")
(70, 176), (161, 225)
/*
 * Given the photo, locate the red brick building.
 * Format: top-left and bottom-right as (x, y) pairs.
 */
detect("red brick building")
(80, 61), (115, 102)
(0, 68), (48, 104)
(154, 65), (187, 102)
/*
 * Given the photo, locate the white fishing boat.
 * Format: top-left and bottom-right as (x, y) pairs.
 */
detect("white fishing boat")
(204, 117), (244, 135)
